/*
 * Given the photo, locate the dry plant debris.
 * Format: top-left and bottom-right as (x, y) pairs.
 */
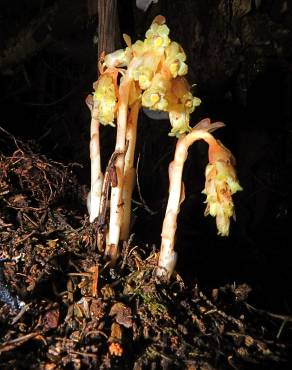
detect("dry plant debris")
(0, 134), (291, 369)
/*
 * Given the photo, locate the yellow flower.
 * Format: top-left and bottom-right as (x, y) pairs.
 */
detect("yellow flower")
(164, 41), (188, 78)
(166, 78), (201, 137)
(169, 105), (191, 137)
(131, 40), (145, 57)
(181, 93), (201, 114)
(167, 77), (201, 113)
(145, 19), (170, 49)
(93, 71), (119, 126)
(129, 51), (162, 89)
(132, 64), (154, 90)
(142, 73), (169, 111)
(202, 141), (243, 236)
(128, 17), (171, 89)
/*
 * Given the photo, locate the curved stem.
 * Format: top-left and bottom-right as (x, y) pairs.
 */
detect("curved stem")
(157, 128), (220, 278)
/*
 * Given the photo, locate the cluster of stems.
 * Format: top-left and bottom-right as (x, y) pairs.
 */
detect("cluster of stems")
(86, 16), (242, 278)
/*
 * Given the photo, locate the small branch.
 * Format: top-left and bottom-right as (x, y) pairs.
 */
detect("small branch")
(0, 332), (44, 354)
(97, 149), (127, 251)
(245, 303), (292, 323)
(132, 154), (159, 216)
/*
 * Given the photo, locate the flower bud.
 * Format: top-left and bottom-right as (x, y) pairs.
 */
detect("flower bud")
(169, 106), (191, 137)
(104, 48), (132, 68)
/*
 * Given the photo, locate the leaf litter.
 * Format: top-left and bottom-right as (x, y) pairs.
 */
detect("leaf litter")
(0, 130), (291, 369)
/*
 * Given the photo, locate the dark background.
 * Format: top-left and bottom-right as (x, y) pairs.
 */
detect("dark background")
(1, 0), (291, 313)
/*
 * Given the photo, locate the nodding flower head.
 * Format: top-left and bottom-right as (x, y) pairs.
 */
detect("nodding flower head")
(203, 141), (243, 236)
(168, 107), (191, 137)
(167, 77), (201, 137)
(93, 70), (119, 126)
(169, 77), (201, 112)
(97, 15), (202, 137)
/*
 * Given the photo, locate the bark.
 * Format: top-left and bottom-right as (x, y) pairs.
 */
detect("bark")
(97, 0), (120, 58)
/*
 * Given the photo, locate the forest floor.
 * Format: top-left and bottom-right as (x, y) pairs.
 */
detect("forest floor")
(0, 130), (291, 370)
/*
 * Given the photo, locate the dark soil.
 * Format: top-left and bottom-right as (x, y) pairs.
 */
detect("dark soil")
(0, 131), (291, 369)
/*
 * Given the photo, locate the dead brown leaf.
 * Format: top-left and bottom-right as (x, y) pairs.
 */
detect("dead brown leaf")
(109, 302), (132, 328)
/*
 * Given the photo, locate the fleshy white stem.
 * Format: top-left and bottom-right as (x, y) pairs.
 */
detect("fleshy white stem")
(86, 96), (104, 223)
(120, 100), (140, 240)
(156, 138), (186, 278)
(105, 77), (131, 260)
(157, 121), (224, 278)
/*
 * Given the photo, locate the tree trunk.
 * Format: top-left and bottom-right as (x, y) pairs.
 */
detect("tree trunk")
(97, 0), (120, 59)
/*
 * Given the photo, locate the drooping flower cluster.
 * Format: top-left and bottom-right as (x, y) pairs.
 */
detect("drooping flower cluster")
(92, 67), (119, 127)
(203, 141), (243, 236)
(98, 15), (201, 137)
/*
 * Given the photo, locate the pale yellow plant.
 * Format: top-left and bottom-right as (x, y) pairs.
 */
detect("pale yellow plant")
(202, 141), (243, 236)
(88, 15), (204, 263)
(86, 65), (119, 223)
(157, 119), (242, 278)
